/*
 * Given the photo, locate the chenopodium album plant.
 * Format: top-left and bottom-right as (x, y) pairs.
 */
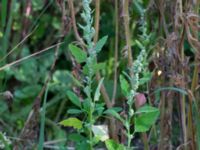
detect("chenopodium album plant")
(104, 14), (160, 149)
(59, 0), (109, 149)
(59, 0), (159, 149)
(0, 132), (11, 149)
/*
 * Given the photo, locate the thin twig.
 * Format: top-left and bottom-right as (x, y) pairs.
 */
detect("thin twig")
(93, 0), (118, 141)
(94, 0), (100, 43)
(0, 25), (38, 63)
(123, 0), (133, 76)
(111, 0), (119, 105)
(93, 0), (112, 109)
(68, 0), (84, 45)
(0, 42), (63, 71)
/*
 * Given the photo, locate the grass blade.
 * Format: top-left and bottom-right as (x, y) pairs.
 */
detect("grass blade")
(38, 85), (49, 150)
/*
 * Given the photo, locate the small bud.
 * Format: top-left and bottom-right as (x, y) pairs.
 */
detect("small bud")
(135, 93), (146, 109)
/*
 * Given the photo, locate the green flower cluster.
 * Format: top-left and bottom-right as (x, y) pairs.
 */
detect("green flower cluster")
(80, 0), (95, 52)
(132, 48), (146, 93)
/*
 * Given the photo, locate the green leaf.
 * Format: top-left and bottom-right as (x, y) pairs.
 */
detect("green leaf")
(154, 87), (188, 95)
(94, 103), (105, 117)
(68, 133), (86, 142)
(105, 139), (126, 150)
(32, 0), (44, 10)
(94, 36), (108, 53)
(92, 62), (106, 73)
(67, 91), (81, 108)
(104, 109), (124, 123)
(83, 98), (91, 112)
(94, 78), (104, 101)
(83, 86), (91, 98)
(139, 71), (152, 85)
(135, 105), (159, 115)
(119, 75), (130, 96)
(76, 140), (90, 150)
(135, 40), (144, 49)
(133, 0), (144, 15)
(67, 109), (83, 114)
(94, 107), (105, 117)
(134, 107), (159, 132)
(69, 44), (87, 63)
(105, 107), (122, 113)
(111, 107), (123, 112)
(14, 85), (42, 99)
(59, 118), (83, 130)
(83, 62), (105, 75)
(52, 70), (74, 85)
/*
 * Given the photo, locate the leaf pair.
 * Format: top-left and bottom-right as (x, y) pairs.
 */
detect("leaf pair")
(104, 105), (159, 133)
(68, 36), (108, 63)
(134, 105), (159, 132)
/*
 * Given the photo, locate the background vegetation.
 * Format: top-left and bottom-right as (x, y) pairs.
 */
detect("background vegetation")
(0, 0), (199, 149)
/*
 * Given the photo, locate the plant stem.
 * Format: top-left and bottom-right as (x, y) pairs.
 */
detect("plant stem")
(94, 0), (100, 43)
(87, 72), (94, 150)
(180, 30), (187, 150)
(93, 0), (119, 141)
(127, 108), (132, 149)
(68, 0), (84, 45)
(123, 0), (133, 76)
(123, 0), (134, 147)
(88, 102), (93, 150)
(111, 0), (119, 105)
(38, 85), (49, 150)
(159, 91), (166, 149)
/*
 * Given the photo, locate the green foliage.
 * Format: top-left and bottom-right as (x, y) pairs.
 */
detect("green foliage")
(0, 132), (11, 150)
(94, 36), (108, 53)
(115, 12), (159, 149)
(32, 0), (44, 11)
(135, 105), (160, 114)
(2, 0), (197, 149)
(38, 85), (49, 150)
(119, 74), (130, 97)
(104, 109), (125, 123)
(59, 118), (83, 130)
(134, 105), (159, 132)
(105, 139), (126, 150)
(69, 44), (87, 63)
(66, 91), (82, 108)
(14, 85), (41, 99)
(67, 109), (84, 114)
(94, 78), (104, 101)
(1, 0), (7, 27)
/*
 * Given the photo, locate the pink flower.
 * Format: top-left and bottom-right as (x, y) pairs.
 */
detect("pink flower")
(135, 93), (146, 109)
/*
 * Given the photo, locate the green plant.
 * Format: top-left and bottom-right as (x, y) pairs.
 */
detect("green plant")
(0, 132), (11, 150)
(59, 0), (108, 149)
(104, 13), (159, 150)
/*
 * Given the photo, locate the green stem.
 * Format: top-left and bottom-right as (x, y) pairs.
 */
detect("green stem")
(127, 132), (131, 149)
(88, 105), (93, 150)
(88, 74), (94, 150)
(126, 101), (133, 149)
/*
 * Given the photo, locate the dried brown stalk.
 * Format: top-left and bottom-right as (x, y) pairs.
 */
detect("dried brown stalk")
(93, 0), (119, 141)
(68, 0), (84, 45)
